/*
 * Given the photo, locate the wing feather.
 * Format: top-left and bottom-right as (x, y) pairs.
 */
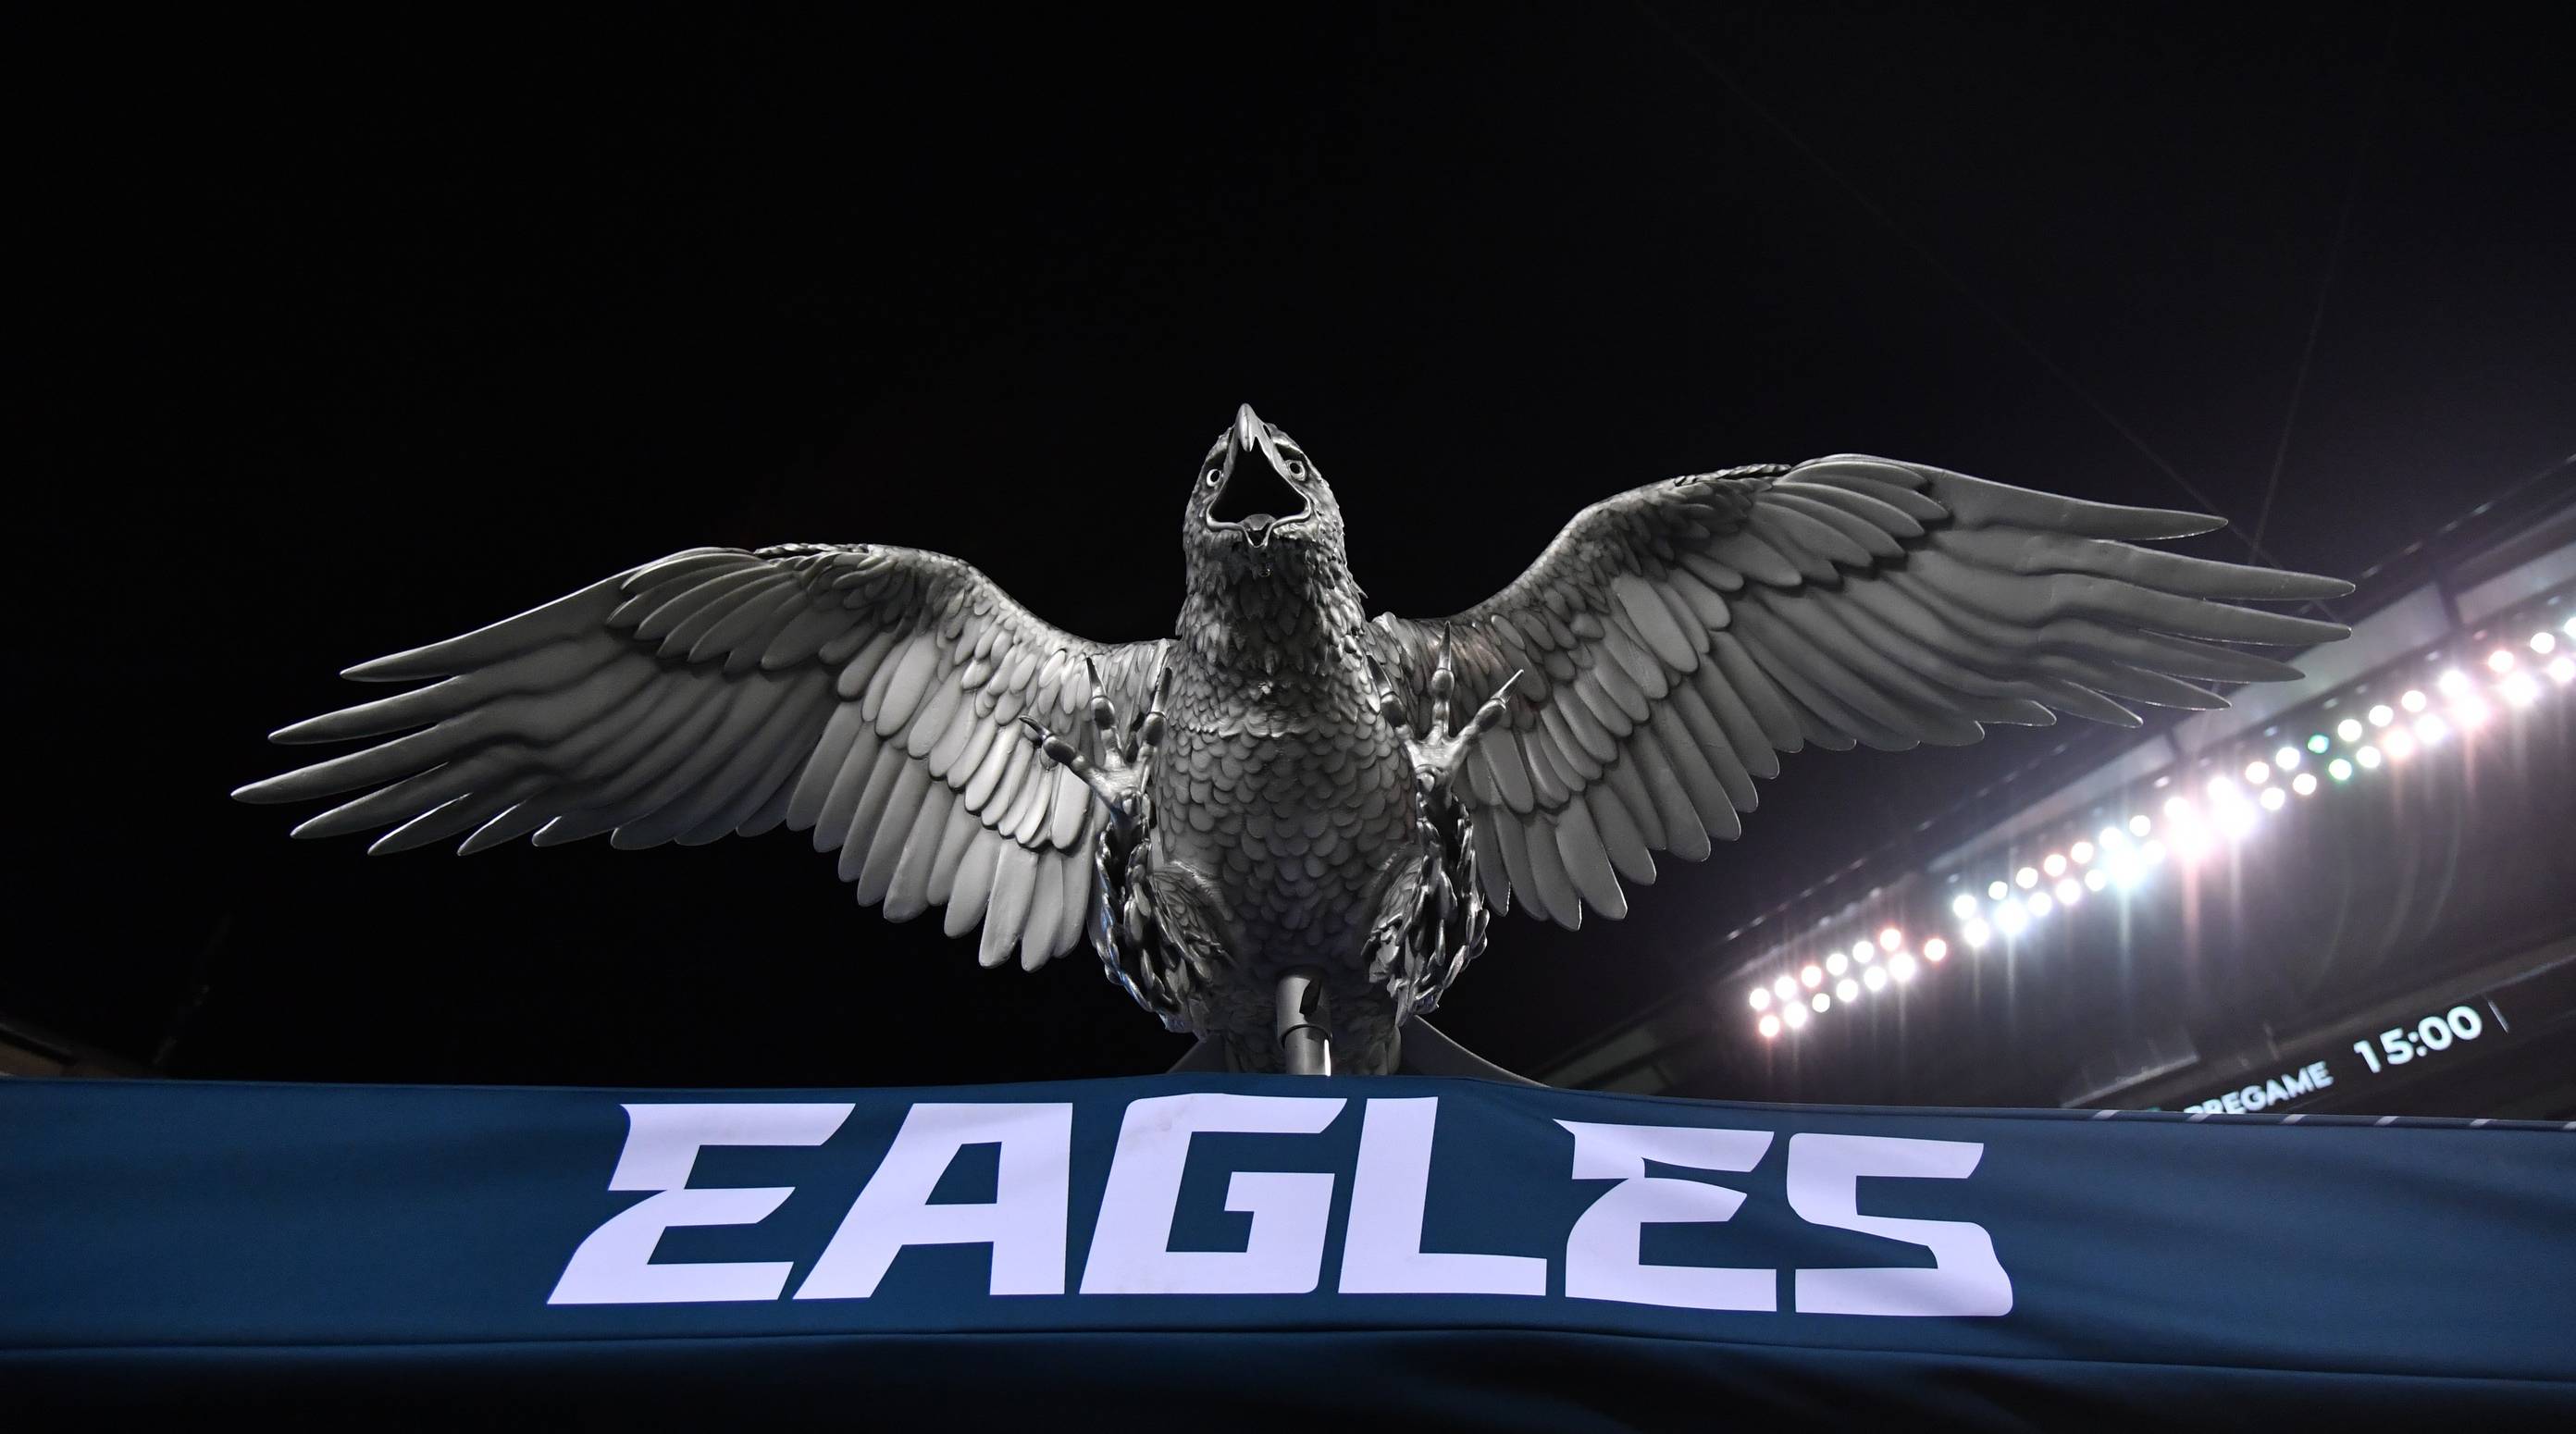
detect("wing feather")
(240, 544), (1168, 970)
(1370, 455), (2349, 927)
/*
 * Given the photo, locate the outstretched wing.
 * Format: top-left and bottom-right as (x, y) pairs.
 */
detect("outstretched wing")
(236, 544), (1169, 970)
(1368, 456), (2351, 929)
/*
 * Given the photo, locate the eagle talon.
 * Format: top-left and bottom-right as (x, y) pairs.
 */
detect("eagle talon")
(1023, 654), (1167, 833)
(1384, 643), (1522, 803)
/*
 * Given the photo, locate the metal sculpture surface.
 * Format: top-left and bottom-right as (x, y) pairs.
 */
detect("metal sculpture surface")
(238, 406), (2351, 1075)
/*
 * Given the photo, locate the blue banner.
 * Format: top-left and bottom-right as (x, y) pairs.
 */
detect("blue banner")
(5, 1076), (2571, 1423)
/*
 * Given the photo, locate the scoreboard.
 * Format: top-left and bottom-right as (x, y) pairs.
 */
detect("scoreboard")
(2113, 943), (2576, 1118)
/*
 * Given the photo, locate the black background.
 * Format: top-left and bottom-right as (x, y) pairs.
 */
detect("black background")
(21, 4), (2572, 1091)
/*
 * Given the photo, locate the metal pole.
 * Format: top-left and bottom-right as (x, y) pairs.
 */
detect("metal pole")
(1275, 967), (1332, 1075)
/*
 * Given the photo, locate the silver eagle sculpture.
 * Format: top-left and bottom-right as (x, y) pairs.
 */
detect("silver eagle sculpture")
(238, 405), (2351, 1077)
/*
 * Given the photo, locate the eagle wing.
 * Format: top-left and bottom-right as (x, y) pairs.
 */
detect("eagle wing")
(1368, 456), (2351, 929)
(236, 544), (1170, 970)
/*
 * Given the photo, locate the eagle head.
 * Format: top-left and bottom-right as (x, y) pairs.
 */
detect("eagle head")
(1184, 403), (1346, 582)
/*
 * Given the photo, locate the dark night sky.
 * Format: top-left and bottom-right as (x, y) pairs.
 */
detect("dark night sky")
(21, 4), (2573, 1090)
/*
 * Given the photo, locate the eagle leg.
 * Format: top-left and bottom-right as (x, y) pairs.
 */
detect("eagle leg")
(1021, 654), (1168, 834)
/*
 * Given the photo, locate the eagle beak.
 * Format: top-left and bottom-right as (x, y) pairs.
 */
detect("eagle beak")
(1208, 403), (1309, 549)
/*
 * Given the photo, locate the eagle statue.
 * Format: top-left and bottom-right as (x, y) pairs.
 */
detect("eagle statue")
(238, 405), (2351, 1077)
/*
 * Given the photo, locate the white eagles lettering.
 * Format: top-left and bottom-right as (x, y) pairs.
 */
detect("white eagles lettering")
(552, 1096), (2012, 1317)
(795, 1102), (1073, 1299)
(1078, 1092), (1346, 1295)
(550, 1102), (854, 1305)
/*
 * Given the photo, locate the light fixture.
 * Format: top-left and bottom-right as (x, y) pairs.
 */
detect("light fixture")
(1988, 880), (2010, 901)
(1773, 975), (1798, 1000)
(2084, 867), (2110, 890)
(2384, 730), (2415, 760)
(2356, 746), (2383, 770)
(2437, 669), (2472, 697)
(1836, 978), (1860, 1002)
(2503, 673), (2540, 706)
(2291, 772), (2318, 796)
(1878, 927), (1903, 951)
(1952, 892), (1979, 919)
(1827, 951), (1849, 976)
(1812, 993), (1831, 1013)
(2550, 656), (2576, 685)
(2259, 785), (2286, 810)
(2336, 718), (2364, 742)
(2487, 649), (2515, 674)
(2307, 733), (2331, 754)
(2043, 852), (2067, 878)
(1801, 965), (1824, 988)
(2027, 892), (2053, 917)
(2532, 631), (2557, 655)
(2329, 757), (2354, 782)
(2367, 704), (2394, 728)
(2130, 814), (2153, 837)
(2244, 761), (2271, 785)
(2400, 689), (2427, 713)
(1888, 954), (1917, 982)
(1783, 1003), (1808, 1030)
(1759, 1013), (1781, 1038)
(1923, 937), (1949, 962)
(2415, 713), (2448, 743)
(1862, 966), (1889, 992)
(2071, 840), (2096, 865)
(2054, 878), (2082, 905)
(1996, 905), (2028, 936)
(2274, 745), (2302, 770)
(1750, 987), (1771, 1011)
(2016, 866), (2039, 889)
(1961, 921), (1990, 948)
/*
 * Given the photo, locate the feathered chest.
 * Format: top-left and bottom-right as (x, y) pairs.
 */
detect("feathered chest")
(1158, 651), (1411, 840)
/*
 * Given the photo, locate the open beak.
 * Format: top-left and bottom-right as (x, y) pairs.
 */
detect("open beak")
(1207, 403), (1309, 548)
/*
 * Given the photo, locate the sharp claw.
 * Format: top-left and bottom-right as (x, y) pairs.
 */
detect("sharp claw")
(1430, 637), (1455, 733)
(1085, 656), (1116, 731)
(1468, 669), (1523, 736)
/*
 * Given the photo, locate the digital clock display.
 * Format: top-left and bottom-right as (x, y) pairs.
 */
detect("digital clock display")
(2170, 995), (2517, 1117)
(2347, 1005), (2486, 1074)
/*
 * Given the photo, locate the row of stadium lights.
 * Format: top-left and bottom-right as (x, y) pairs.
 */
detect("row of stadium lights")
(1750, 614), (2575, 1041)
